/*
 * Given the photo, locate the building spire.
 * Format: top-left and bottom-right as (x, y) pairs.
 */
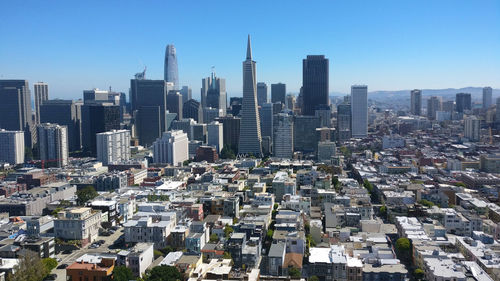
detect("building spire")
(246, 34), (252, 60)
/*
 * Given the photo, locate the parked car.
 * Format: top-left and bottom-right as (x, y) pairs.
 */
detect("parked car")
(57, 264), (68, 269)
(43, 274), (57, 280)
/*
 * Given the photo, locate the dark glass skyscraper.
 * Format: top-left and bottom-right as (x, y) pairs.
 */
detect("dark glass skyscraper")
(40, 100), (82, 152)
(302, 55), (329, 116)
(167, 91), (183, 121)
(271, 83), (286, 105)
(81, 103), (120, 156)
(164, 44), (179, 90)
(456, 93), (472, 113)
(0, 80), (33, 147)
(183, 99), (203, 123)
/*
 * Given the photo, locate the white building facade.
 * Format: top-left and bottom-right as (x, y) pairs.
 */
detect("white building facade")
(96, 129), (131, 165)
(152, 130), (188, 165)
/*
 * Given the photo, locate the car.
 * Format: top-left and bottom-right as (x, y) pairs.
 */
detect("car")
(98, 240), (105, 244)
(57, 264), (68, 269)
(62, 250), (72, 254)
(111, 226), (119, 231)
(43, 274), (57, 280)
(109, 229), (115, 234)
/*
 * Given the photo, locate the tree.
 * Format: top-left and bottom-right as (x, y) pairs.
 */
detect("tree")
(160, 246), (174, 256)
(210, 233), (219, 243)
(266, 229), (274, 240)
(8, 250), (48, 281)
(309, 276), (320, 281)
(395, 237), (411, 263)
(222, 252), (232, 259)
(414, 268), (424, 280)
(224, 225), (234, 238)
(288, 267), (301, 278)
(220, 145), (236, 159)
(76, 186), (98, 205)
(113, 265), (134, 281)
(418, 199), (435, 207)
(145, 265), (182, 281)
(154, 250), (163, 259)
(42, 257), (58, 272)
(379, 205), (387, 218)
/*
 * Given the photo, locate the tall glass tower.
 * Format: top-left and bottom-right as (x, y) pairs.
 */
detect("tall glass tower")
(238, 35), (262, 156)
(164, 44), (179, 90)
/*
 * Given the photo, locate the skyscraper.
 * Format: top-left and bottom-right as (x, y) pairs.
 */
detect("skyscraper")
(83, 89), (109, 104)
(167, 91), (183, 121)
(350, 85), (368, 138)
(40, 100), (82, 152)
(207, 121), (223, 153)
(410, 89), (422, 116)
(271, 83), (286, 105)
(216, 116), (240, 152)
(427, 96), (442, 120)
(0, 80), (33, 147)
(0, 130), (24, 165)
(337, 103), (351, 142)
(96, 129), (130, 165)
(164, 44), (179, 89)
(183, 99), (203, 123)
(34, 82), (48, 124)
(153, 130), (188, 165)
(180, 86), (192, 104)
(302, 55), (329, 116)
(483, 87), (493, 109)
(81, 103), (120, 156)
(257, 82), (268, 106)
(37, 123), (68, 167)
(456, 93), (472, 113)
(286, 94), (295, 111)
(201, 71), (227, 115)
(293, 116), (320, 153)
(464, 116), (481, 142)
(273, 112), (293, 159)
(260, 103), (274, 144)
(238, 35), (262, 156)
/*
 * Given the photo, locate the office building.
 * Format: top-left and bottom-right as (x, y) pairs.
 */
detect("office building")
(351, 85), (368, 138)
(191, 123), (207, 142)
(201, 71), (227, 115)
(464, 116), (481, 142)
(0, 130), (24, 165)
(315, 104), (331, 128)
(81, 103), (120, 156)
(83, 89), (109, 104)
(427, 96), (442, 120)
(238, 35), (262, 156)
(33, 82), (48, 124)
(207, 121), (223, 153)
(442, 100), (455, 112)
(456, 93), (472, 113)
(273, 112), (293, 159)
(410, 89), (422, 116)
(37, 123), (68, 167)
(96, 130), (131, 165)
(260, 103), (274, 143)
(271, 83), (286, 105)
(40, 100), (82, 152)
(180, 86), (192, 104)
(216, 116), (240, 152)
(317, 141), (336, 162)
(167, 91), (183, 120)
(130, 79), (168, 146)
(183, 99), (203, 123)
(0, 80), (33, 147)
(483, 87), (492, 109)
(286, 94), (295, 111)
(171, 118), (195, 140)
(203, 107), (223, 124)
(294, 116), (320, 153)
(257, 82), (268, 106)
(164, 44), (179, 89)
(302, 55), (329, 116)
(337, 103), (351, 142)
(152, 130), (188, 165)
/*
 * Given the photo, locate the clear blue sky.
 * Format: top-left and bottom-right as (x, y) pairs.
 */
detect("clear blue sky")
(1, 0), (499, 100)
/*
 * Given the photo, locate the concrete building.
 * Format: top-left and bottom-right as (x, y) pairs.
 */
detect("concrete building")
(351, 85), (368, 138)
(33, 82), (49, 125)
(167, 90), (183, 121)
(410, 89), (422, 115)
(96, 129), (131, 165)
(317, 141), (336, 162)
(483, 87), (493, 109)
(257, 82), (268, 106)
(260, 103), (274, 145)
(37, 123), (68, 167)
(40, 100), (82, 152)
(201, 71), (227, 115)
(464, 116), (481, 142)
(337, 103), (351, 142)
(0, 80), (33, 148)
(207, 121), (223, 153)
(273, 112), (293, 159)
(273, 171), (296, 201)
(54, 207), (102, 245)
(152, 130), (189, 165)
(427, 96), (442, 120)
(0, 130), (24, 165)
(117, 243), (154, 277)
(271, 83), (286, 105)
(123, 214), (176, 249)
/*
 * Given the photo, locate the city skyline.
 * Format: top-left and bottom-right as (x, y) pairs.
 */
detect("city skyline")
(1, 1), (499, 100)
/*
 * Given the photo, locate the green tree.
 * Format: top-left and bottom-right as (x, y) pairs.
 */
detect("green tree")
(76, 186), (98, 205)
(145, 265), (182, 281)
(418, 199), (435, 207)
(273, 203), (279, 210)
(414, 268), (425, 280)
(220, 145), (236, 159)
(224, 225), (234, 238)
(160, 246), (174, 256)
(113, 265), (134, 281)
(222, 252), (232, 259)
(288, 267), (301, 278)
(266, 229), (274, 240)
(379, 205), (387, 218)
(454, 182), (466, 187)
(154, 250), (163, 259)
(8, 250), (48, 281)
(210, 233), (219, 243)
(42, 257), (58, 272)
(309, 276), (320, 281)
(395, 238), (412, 263)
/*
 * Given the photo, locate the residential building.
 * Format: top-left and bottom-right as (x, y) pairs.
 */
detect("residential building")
(37, 123), (68, 167)
(54, 207), (102, 245)
(464, 116), (481, 142)
(273, 112), (293, 159)
(0, 130), (24, 165)
(96, 129), (131, 165)
(152, 130), (189, 165)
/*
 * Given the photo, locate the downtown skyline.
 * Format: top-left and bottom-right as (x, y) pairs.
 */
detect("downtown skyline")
(1, 0), (499, 100)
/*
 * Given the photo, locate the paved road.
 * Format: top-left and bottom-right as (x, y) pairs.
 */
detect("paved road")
(52, 227), (124, 281)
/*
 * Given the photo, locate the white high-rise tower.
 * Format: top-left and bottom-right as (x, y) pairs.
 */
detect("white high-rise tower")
(238, 35), (262, 156)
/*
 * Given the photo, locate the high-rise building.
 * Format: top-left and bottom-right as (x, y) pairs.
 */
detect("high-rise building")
(337, 103), (351, 142)
(497, 98), (500, 127)
(410, 89), (422, 116)
(286, 94), (295, 111)
(238, 35), (262, 156)
(273, 112), (293, 159)
(180, 86), (192, 104)
(96, 130), (130, 165)
(464, 116), (481, 142)
(167, 91), (183, 121)
(427, 96), (442, 120)
(164, 44), (179, 89)
(483, 87), (493, 109)
(442, 100), (455, 113)
(130, 79), (168, 146)
(207, 121), (223, 153)
(350, 85), (368, 138)
(153, 130), (188, 165)
(191, 123), (207, 142)
(81, 103), (120, 156)
(271, 83), (286, 105)
(0, 80), (33, 148)
(294, 116), (320, 153)
(171, 119), (196, 140)
(34, 82), (48, 124)
(216, 116), (240, 152)
(260, 103), (274, 144)
(0, 130), (24, 165)
(201, 71), (226, 115)
(302, 55), (329, 116)
(183, 99), (203, 123)
(37, 123), (68, 167)
(317, 141), (336, 162)
(40, 100), (82, 152)
(257, 82), (268, 106)
(203, 107), (223, 124)
(83, 89), (109, 104)
(315, 104), (331, 128)
(456, 93), (472, 113)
